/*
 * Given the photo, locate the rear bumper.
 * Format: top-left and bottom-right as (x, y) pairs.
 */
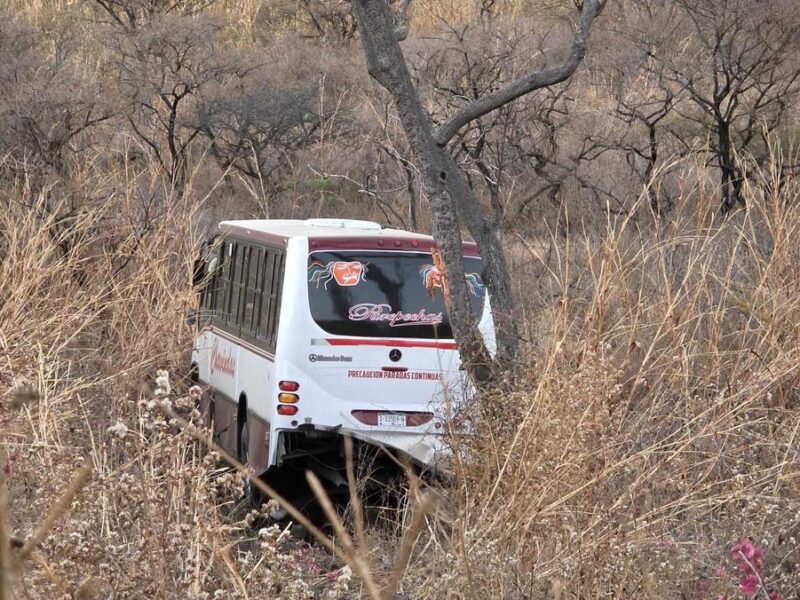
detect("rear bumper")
(272, 424), (450, 470)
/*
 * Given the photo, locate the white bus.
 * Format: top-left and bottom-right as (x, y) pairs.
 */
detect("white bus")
(191, 218), (493, 500)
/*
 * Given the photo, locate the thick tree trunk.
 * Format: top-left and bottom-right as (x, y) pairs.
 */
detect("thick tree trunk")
(351, 0), (601, 380)
(446, 161), (519, 364)
(351, 0), (501, 382)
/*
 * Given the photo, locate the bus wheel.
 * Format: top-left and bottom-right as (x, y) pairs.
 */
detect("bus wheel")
(189, 364), (199, 384)
(238, 413), (263, 508)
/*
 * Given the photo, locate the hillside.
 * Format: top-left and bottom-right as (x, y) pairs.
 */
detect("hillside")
(1, 0), (799, 598)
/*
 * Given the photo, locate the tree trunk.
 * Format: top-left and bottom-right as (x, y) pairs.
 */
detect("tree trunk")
(351, 0), (505, 382)
(351, 0), (602, 379)
(402, 160), (418, 230)
(717, 120), (742, 213)
(646, 122), (659, 213)
(446, 162), (519, 364)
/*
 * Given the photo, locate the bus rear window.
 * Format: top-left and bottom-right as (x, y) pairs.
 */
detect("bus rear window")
(307, 251), (486, 339)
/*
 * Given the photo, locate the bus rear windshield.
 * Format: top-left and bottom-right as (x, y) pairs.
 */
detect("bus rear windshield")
(307, 251), (486, 339)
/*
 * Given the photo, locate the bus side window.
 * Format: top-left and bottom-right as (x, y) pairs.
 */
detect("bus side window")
(244, 246), (262, 336)
(213, 241), (232, 322)
(238, 246), (249, 329)
(270, 252), (285, 347)
(251, 247), (264, 337)
(225, 242), (240, 326)
(258, 251), (276, 342)
(198, 241), (220, 322)
(208, 243), (225, 318)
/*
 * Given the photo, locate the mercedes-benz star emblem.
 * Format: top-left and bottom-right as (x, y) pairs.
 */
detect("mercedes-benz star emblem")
(389, 349), (402, 362)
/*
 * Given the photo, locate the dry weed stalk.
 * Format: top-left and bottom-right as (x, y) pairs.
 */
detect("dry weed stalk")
(160, 401), (437, 600)
(1, 126), (799, 598)
(18, 464), (92, 559)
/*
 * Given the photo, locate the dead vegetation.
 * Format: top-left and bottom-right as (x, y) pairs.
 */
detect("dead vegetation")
(1, 147), (798, 598)
(1, 0), (800, 598)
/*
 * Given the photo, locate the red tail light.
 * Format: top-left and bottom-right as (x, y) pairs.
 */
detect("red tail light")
(279, 381), (299, 392)
(277, 405), (298, 416)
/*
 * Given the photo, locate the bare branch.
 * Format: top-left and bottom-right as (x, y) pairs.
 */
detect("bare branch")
(433, 0), (604, 146)
(392, 0), (413, 41)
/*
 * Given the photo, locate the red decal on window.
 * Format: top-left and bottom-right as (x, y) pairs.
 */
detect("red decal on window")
(421, 248), (484, 299)
(422, 248), (449, 300)
(309, 260), (368, 288)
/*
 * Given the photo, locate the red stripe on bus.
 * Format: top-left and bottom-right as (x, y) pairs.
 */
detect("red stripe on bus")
(325, 338), (458, 350)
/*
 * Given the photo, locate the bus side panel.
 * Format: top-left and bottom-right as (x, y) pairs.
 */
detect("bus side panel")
(237, 342), (275, 475)
(267, 238), (305, 467)
(200, 328), (241, 456)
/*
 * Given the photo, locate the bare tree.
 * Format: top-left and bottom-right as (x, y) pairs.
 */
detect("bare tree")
(350, 0), (604, 382)
(417, 24), (597, 227)
(0, 17), (112, 182)
(631, 0), (800, 212)
(92, 0), (216, 32)
(595, 57), (678, 213)
(106, 14), (255, 188)
(196, 79), (322, 209)
(254, 0), (357, 42)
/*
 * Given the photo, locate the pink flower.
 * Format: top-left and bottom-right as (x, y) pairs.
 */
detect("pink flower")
(729, 537), (783, 599)
(324, 571), (339, 584)
(739, 574), (759, 594)
(732, 538), (755, 560)
(732, 538), (765, 572)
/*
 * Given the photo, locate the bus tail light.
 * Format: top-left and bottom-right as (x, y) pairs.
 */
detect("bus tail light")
(277, 405), (298, 416)
(278, 393), (299, 404)
(279, 381), (299, 392)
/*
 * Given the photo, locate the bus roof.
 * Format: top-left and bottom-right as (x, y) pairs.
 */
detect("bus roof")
(218, 219), (480, 255)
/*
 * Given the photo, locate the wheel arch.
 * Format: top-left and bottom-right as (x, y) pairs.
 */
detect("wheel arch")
(237, 392), (248, 462)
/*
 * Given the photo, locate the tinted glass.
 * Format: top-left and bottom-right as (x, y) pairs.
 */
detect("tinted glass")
(228, 244), (243, 326)
(307, 251), (486, 339)
(259, 252), (276, 340)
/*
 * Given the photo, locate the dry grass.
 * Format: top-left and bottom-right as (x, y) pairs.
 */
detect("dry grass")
(397, 154), (800, 598)
(0, 159), (350, 598)
(2, 145), (799, 598)
(0, 1), (799, 596)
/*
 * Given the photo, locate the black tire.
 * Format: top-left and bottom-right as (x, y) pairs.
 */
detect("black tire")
(238, 413), (263, 508)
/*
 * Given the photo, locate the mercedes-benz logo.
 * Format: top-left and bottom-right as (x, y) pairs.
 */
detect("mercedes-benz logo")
(389, 349), (402, 362)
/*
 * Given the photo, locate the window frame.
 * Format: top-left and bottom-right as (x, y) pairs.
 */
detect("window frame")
(209, 236), (286, 354)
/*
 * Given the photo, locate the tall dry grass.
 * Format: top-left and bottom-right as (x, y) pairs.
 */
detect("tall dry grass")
(0, 155), (351, 598)
(389, 152), (800, 597)
(1, 144), (800, 599)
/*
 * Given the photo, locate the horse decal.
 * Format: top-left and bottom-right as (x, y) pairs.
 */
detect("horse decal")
(420, 249), (484, 300)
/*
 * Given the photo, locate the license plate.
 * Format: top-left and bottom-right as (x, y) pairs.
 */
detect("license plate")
(377, 413), (406, 428)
